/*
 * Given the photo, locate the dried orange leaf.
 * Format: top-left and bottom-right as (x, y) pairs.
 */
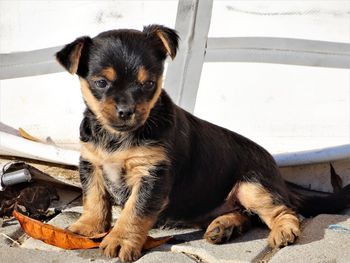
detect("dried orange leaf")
(18, 128), (43, 143)
(13, 210), (100, 249)
(13, 210), (171, 250)
(143, 235), (172, 250)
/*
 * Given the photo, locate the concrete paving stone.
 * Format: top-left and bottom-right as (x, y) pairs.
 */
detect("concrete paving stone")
(71, 248), (193, 263)
(136, 251), (195, 263)
(15, 204), (350, 263)
(0, 217), (23, 247)
(0, 245), (197, 263)
(47, 210), (81, 228)
(18, 210), (198, 262)
(63, 203), (122, 221)
(150, 226), (270, 263)
(0, 231), (21, 248)
(20, 208), (272, 263)
(62, 198), (84, 213)
(0, 246), (112, 263)
(51, 187), (81, 210)
(171, 228), (269, 263)
(270, 214), (350, 263)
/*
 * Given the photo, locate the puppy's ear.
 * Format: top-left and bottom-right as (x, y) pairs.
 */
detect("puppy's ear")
(143, 24), (179, 59)
(56, 36), (92, 76)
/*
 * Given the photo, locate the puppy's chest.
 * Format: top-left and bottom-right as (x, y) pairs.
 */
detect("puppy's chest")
(102, 163), (130, 206)
(81, 141), (167, 206)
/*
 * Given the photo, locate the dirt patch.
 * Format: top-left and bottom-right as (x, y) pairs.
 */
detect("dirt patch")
(0, 157), (80, 186)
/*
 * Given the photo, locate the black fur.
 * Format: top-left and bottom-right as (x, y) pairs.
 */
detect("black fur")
(135, 163), (171, 217)
(56, 25), (350, 248)
(56, 36), (91, 76)
(79, 158), (94, 194)
(143, 24), (179, 59)
(290, 184), (350, 217)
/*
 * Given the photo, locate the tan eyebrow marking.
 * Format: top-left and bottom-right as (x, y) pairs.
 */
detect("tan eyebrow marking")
(137, 66), (148, 83)
(101, 67), (117, 81)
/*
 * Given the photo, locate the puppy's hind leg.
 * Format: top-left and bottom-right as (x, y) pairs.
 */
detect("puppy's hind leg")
(204, 211), (250, 244)
(237, 179), (300, 248)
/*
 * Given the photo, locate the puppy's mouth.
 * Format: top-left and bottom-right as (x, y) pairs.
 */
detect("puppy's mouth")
(109, 118), (146, 132)
(111, 123), (137, 132)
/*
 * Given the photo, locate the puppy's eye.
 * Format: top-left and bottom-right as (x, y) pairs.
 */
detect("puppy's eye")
(141, 81), (155, 90)
(94, 79), (108, 89)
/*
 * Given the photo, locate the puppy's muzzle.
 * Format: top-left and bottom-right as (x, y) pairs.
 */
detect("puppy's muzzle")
(117, 105), (135, 121)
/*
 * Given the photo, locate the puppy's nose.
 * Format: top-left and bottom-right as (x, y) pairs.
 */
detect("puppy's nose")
(117, 105), (135, 120)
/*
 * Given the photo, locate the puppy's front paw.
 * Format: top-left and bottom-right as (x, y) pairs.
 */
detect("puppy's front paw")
(68, 219), (106, 237)
(100, 232), (142, 262)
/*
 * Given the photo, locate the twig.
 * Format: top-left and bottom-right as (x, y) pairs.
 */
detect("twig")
(0, 233), (21, 246)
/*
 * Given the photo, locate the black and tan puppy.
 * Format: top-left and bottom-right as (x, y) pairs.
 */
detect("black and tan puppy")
(56, 25), (350, 262)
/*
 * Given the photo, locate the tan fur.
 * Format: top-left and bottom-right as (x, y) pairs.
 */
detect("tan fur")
(100, 182), (155, 260)
(68, 165), (111, 236)
(150, 78), (163, 110)
(237, 182), (300, 247)
(79, 78), (121, 134)
(81, 142), (168, 187)
(135, 77), (163, 122)
(204, 212), (249, 244)
(80, 78), (103, 119)
(137, 66), (148, 83)
(77, 69), (168, 260)
(100, 97), (118, 123)
(79, 77), (163, 135)
(68, 42), (84, 74)
(81, 142), (167, 167)
(99, 161), (157, 260)
(156, 31), (174, 59)
(101, 67), (117, 81)
(81, 141), (168, 259)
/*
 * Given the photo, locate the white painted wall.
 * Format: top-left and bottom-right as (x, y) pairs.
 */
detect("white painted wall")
(1, 1), (350, 154)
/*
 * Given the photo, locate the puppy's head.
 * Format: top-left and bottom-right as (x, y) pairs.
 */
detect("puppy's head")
(56, 25), (179, 132)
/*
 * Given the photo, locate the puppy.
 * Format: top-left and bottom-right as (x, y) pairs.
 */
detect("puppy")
(56, 25), (350, 262)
